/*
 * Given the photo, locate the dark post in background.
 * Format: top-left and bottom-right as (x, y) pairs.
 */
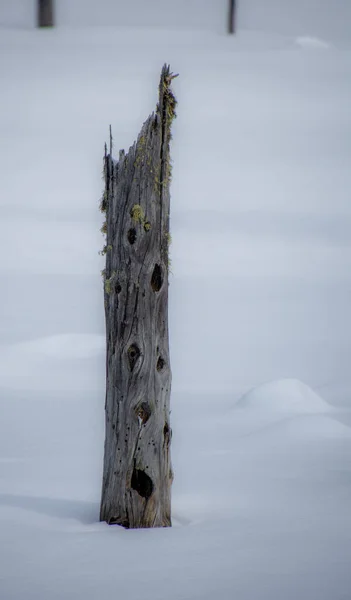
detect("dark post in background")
(228, 0), (236, 34)
(38, 0), (54, 27)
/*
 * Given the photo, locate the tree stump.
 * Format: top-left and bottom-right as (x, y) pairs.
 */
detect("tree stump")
(38, 0), (54, 27)
(99, 65), (177, 529)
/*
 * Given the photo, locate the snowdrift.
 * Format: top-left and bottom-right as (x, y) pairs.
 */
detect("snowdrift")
(236, 378), (330, 414)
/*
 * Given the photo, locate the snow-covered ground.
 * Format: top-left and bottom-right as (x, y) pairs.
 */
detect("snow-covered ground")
(1, 2), (351, 599)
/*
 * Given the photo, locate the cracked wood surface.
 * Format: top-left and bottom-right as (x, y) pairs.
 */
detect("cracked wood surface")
(100, 65), (176, 528)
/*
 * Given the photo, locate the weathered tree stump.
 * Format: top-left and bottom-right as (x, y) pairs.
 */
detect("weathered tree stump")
(100, 65), (177, 529)
(38, 0), (54, 27)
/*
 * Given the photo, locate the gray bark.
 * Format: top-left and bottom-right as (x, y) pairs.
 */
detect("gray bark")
(100, 65), (177, 529)
(38, 0), (54, 27)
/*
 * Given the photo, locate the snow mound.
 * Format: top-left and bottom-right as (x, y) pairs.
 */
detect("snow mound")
(229, 380), (350, 446)
(268, 414), (351, 440)
(295, 36), (331, 49)
(236, 379), (330, 415)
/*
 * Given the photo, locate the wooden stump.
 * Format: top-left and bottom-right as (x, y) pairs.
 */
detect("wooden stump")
(38, 0), (54, 27)
(99, 65), (177, 529)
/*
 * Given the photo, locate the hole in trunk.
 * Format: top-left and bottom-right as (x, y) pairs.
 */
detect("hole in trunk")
(151, 264), (163, 292)
(157, 356), (165, 371)
(127, 228), (137, 244)
(131, 468), (153, 499)
(163, 422), (171, 446)
(115, 282), (122, 294)
(135, 401), (151, 424)
(127, 344), (141, 370)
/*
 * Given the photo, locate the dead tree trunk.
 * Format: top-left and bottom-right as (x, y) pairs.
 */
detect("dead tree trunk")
(228, 0), (236, 34)
(99, 65), (177, 529)
(38, 0), (54, 27)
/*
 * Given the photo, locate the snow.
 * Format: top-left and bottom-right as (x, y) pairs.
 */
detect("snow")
(1, 1), (351, 599)
(295, 36), (331, 49)
(236, 378), (331, 414)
